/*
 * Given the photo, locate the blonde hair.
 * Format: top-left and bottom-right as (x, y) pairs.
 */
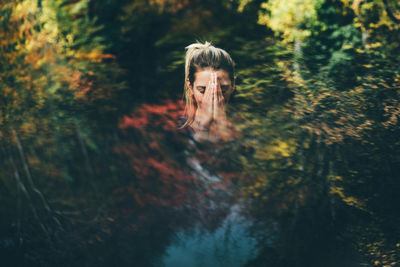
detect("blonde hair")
(182, 41), (235, 128)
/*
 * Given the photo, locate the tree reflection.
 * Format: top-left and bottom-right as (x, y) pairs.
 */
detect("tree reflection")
(112, 99), (243, 265)
(1, 0), (399, 266)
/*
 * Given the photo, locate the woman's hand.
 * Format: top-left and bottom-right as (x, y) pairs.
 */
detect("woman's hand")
(212, 71), (227, 126)
(192, 72), (231, 141)
(193, 73), (215, 131)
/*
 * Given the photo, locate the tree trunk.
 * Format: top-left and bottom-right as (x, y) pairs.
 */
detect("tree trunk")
(12, 127), (63, 229)
(5, 142), (49, 238)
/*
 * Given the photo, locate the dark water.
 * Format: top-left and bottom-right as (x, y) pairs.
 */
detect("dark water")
(0, 100), (377, 267)
(161, 203), (258, 267)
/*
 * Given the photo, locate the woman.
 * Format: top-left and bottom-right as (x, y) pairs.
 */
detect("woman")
(160, 43), (258, 266)
(182, 41), (236, 141)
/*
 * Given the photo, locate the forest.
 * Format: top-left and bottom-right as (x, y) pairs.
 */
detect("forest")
(1, 0), (399, 266)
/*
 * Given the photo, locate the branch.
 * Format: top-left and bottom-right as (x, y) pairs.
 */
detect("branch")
(382, 0), (400, 24)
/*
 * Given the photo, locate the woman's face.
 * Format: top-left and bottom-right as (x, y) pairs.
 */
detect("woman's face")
(188, 68), (234, 106)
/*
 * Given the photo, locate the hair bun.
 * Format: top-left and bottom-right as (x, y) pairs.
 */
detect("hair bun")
(185, 41), (212, 51)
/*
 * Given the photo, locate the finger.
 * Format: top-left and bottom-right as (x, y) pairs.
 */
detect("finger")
(208, 80), (213, 114)
(217, 84), (224, 106)
(211, 72), (216, 116)
(210, 75), (215, 98)
(206, 76), (213, 100)
(213, 72), (218, 101)
(201, 80), (211, 110)
(213, 73), (223, 105)
(205, 79), (212, 100)
(215, 73), (220, 101)
(213, 73), (220, 116)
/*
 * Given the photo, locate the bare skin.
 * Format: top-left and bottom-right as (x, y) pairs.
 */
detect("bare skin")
(187, 68), (234, 141)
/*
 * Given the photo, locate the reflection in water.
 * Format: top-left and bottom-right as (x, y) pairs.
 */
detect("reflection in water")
(162, 203), (258, 267)
(2, 1), (400, 266)
(115, 99), (264, 267)
(0, 99), (394, 267)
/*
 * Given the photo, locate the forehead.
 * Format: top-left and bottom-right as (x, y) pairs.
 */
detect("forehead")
(194, 69), (231, 84)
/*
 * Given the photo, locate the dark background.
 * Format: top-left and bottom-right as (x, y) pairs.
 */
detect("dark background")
(1, 0), (399, 266)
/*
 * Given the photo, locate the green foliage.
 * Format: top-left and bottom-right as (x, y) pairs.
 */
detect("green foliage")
(1, 0), (399, 266)
(0, 0), (126, 242)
